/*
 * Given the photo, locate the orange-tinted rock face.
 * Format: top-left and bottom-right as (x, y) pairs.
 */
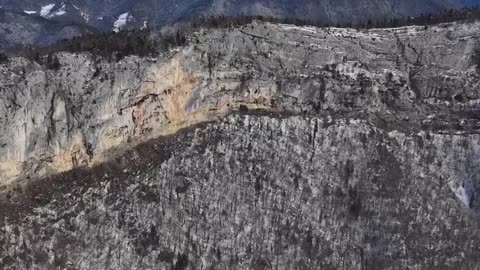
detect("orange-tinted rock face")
(1, 21), (480, 186)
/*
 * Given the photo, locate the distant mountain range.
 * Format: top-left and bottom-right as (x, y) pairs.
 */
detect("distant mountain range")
(0, 0), (479, 49)
(0, 8), (94, 49)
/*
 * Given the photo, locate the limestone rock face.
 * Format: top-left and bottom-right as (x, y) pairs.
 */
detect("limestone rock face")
(1, 21), (480, 269)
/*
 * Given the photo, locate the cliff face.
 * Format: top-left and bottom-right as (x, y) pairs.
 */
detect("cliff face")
(1, 21), (480, 269)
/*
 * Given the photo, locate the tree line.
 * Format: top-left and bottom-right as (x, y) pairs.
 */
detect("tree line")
(189, 6), (480, 29)
(3, 28), (187, 67)
(1, 6), (480, 67)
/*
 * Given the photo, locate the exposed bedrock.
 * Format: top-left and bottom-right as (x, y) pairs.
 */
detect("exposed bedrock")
(1, 21), (480, 269)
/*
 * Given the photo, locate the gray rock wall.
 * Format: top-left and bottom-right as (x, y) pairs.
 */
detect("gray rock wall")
(2, 21), (480, 187)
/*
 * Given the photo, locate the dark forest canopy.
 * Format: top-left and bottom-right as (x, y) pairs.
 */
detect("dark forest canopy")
(190, 6), (480, 29)
(2, 6), (480, 67)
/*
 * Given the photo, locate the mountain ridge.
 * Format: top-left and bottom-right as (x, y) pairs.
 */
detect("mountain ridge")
(0, 8), (94, 49)
(0, 0), (479, 49)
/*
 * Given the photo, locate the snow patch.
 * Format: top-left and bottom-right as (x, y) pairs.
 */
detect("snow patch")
(449, 181), (472, 208)
(40, 3), (55, 17)
(24, 10), (37, 14)
(336, 62), (372, 80)
(51, 10), (66, 17)
(49, 3), (66, 17)
(141, 20), (148, 30)
(40, 3), (66, 18)
(281, 24), (318, 34)
(113, 12), (129, 32)
(328, 27), (382, 40)
(456, 185), (471, 207)
(72, 4), (89, 22)
(80, 12), (89, 22)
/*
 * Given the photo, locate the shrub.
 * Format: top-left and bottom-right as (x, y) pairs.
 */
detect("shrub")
(472, 46), (480, 72)
(0, 53), (8, 63)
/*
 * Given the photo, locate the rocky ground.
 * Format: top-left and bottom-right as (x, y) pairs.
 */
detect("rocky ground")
(1, 21), (480, 269)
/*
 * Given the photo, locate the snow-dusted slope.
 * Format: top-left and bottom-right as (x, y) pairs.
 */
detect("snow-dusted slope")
(0, 8), (92, 49)
(39, 3), (55, 17)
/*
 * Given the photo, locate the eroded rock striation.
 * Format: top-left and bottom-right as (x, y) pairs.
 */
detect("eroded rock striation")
(1, 21), (480, 269)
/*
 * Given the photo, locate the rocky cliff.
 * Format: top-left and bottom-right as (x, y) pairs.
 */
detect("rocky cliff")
(1, 21), (480, 269)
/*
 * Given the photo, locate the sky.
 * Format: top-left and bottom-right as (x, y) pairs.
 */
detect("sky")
(464, 0), (480, 6)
